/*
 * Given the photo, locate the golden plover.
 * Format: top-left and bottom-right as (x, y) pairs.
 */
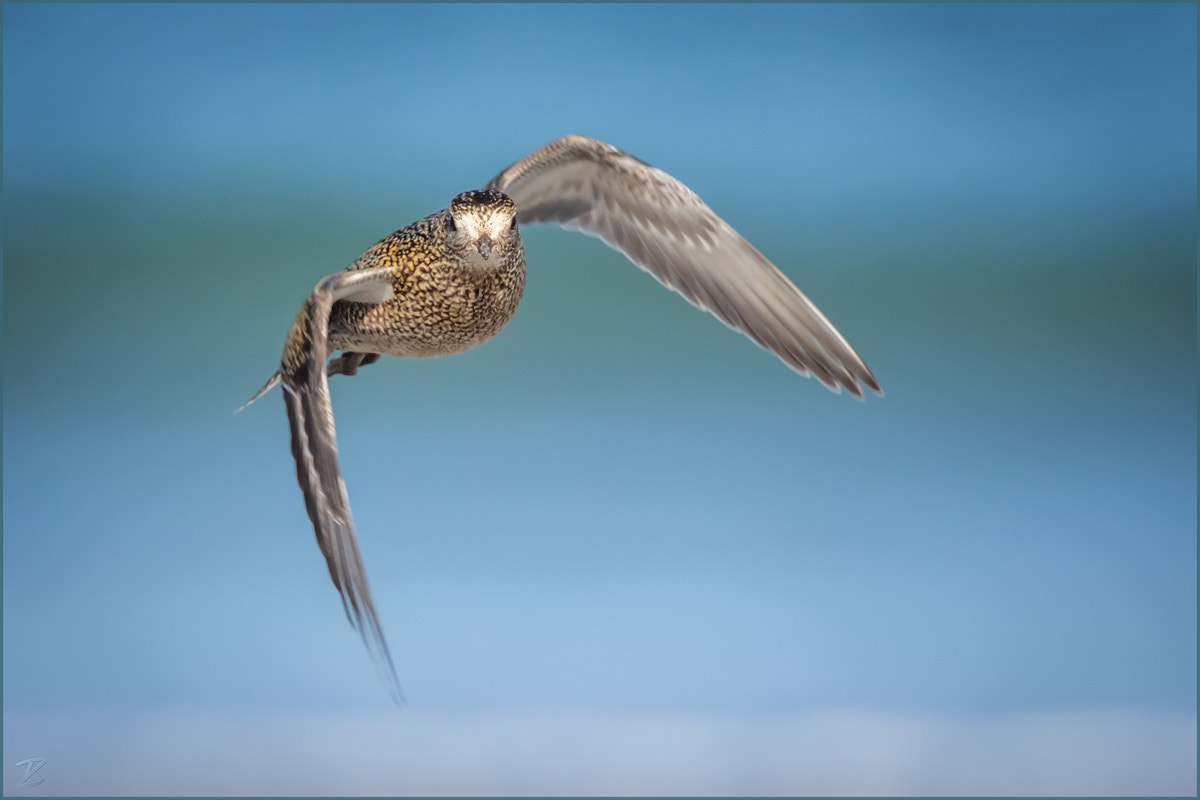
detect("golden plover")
(245, 134), (881, 703)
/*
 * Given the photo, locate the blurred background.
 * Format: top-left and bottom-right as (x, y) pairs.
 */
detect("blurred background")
(3, 4), (1195, 795)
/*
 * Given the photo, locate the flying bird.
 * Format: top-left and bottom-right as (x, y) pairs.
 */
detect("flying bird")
(244, 134), (881, 703)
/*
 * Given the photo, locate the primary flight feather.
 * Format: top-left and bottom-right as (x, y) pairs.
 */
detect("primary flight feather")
(245, 135), (880, 702)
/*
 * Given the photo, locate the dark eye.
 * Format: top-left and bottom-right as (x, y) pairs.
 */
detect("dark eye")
(443, 215), (457, 233)
(509, 216), (518, 231)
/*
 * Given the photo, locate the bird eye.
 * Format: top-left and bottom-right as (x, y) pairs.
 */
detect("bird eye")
(509, 217), (518, 231)
(444, 215), (457, 233)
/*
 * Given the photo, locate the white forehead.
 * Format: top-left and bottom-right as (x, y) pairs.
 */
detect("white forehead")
(454, 204), (515, 238)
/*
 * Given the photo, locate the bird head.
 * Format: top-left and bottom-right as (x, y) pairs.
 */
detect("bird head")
(444, 189), (519, 264)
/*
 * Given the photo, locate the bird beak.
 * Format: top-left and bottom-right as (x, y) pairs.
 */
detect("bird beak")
(476, 234), (493, 261)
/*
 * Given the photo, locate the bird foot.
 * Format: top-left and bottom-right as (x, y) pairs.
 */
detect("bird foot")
(327, 351), (381, 377)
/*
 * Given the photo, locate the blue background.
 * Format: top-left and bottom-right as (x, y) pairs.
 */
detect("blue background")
(4, 3), (1195, 795)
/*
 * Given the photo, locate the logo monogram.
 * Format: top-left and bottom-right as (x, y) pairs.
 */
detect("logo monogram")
(15, 758), (47, 788)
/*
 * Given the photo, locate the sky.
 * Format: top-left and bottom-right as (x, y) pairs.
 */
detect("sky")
(3, 3), (1196, 796)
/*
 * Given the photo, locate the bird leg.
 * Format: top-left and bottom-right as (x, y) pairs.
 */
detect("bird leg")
(327, 351), (381, 378)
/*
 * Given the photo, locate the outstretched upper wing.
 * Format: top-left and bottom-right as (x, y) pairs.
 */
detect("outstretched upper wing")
(487, 134), (880, 397)
(277, 267), (404, 703)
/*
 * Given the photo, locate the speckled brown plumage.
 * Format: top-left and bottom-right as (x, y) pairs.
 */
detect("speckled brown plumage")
(244, 136), (880, 705)
(250, 189), (523, 704)
(285, 191), (524, 376)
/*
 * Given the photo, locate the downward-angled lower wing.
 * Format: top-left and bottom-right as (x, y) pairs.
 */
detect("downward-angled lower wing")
(277, 266), (404, 703)
(487, 134), (880, 397)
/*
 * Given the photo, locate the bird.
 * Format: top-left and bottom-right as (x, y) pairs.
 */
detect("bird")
(242, 134), (881, 703)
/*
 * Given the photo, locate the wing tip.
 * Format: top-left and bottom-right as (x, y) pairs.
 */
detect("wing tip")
(235, 371), (282, 414)
(844, 373), (884, 402)
(806, 362), (882, 401)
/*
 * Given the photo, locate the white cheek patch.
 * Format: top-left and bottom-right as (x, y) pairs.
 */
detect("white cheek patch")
(489, 214), (516, 240)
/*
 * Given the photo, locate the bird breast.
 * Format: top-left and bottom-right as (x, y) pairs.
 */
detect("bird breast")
(329, 253), (526, 359)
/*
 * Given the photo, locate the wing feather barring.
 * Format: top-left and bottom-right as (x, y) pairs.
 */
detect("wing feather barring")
(243, 135), (880, 703)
